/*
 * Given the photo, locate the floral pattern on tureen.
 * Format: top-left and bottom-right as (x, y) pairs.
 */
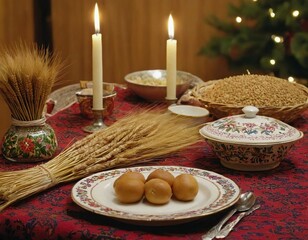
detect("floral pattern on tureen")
(201, 106), (301, 144)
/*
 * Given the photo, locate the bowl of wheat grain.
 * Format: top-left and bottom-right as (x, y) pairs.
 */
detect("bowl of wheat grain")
(196, 74), (308, 123)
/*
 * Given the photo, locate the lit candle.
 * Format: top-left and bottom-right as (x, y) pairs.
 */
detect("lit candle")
(92, 3), (103, 110)
(166, 14), (177, 100)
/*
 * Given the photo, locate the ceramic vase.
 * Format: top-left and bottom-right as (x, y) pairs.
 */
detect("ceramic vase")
(1, 118), (58, 162)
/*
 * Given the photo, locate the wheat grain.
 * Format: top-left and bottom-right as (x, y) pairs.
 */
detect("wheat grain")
(199, 74), (307, 107)
(0, 109), (203, 211)
(0, 42), (62, 121)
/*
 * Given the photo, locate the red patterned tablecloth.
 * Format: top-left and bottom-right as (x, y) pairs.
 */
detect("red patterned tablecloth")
(0, 87), (307, 240)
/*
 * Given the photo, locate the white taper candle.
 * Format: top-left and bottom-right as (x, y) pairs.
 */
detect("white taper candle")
(92, 3), (103, 110)
(166, 14), (177, 100)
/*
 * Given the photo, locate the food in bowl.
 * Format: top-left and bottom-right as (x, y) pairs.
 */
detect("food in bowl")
(199, 106), (304, 171)
(124, 70), (203, 102)
(200, 74), (307, 107)
(189, 74), (308, 122)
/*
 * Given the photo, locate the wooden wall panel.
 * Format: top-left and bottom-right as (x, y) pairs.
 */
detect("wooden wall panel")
(52, 0), (238, 86)
(0, 0), (34, 140)
(0, 0), (34, 45)
(0, 0), (238, 139)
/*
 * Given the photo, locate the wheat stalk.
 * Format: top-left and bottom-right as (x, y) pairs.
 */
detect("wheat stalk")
(0, 109), (203, 211)
(0, 42), (62, 121)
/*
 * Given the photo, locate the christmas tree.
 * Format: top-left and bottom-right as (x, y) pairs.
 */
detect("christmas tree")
(200, 0), (308, 84)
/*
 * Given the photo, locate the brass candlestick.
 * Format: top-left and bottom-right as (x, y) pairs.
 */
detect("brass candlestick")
(83, 109), (107, 133)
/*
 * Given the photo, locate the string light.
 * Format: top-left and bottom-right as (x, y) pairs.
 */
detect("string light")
(270, 59), (276, 65)
(271, 35), (284, 43)
(288, 76), (295, 83)
(269, 8), (275, 18)
(292, 10), (300, 17)
(235, 16), (242, 23)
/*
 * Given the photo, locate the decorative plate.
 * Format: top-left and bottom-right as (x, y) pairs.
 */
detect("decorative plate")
(71, 166), (240, 225)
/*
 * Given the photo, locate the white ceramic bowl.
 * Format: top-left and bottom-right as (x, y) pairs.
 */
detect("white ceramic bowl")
(124, 70), (202, 102)
(199, 106), (304, 171)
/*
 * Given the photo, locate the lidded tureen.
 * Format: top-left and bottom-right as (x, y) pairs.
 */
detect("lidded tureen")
(199, 106), (304, 171)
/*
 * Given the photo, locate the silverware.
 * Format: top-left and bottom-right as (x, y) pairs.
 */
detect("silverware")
(201, 192), (256, 240)
(215, 204), (261, 239)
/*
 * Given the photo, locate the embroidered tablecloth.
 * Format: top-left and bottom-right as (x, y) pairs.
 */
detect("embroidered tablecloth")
(0, 87), (307, 240)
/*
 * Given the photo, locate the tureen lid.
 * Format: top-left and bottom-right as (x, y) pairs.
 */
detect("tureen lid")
(200, 106), (303, 144)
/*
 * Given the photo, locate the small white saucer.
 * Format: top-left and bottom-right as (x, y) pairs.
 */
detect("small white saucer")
(168, 104), (209, 117)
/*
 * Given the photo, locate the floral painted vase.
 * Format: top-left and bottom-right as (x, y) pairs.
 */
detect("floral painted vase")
(1, 118), (58, 162)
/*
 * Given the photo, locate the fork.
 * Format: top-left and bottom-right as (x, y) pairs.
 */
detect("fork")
(215, 204), (261, 238)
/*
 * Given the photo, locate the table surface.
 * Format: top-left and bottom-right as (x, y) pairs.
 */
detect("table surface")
(0, 87), (307, 240)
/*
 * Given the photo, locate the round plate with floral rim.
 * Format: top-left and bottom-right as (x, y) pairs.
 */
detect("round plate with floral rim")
(71, 166), (240, 226)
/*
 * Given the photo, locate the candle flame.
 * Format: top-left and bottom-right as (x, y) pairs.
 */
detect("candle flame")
(168, 14), (174, 39)
(94, 3), (100, 33)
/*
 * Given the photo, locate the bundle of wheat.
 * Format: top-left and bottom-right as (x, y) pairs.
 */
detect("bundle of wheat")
(0, 109), (203, 211)
(0, 42), (62, 121)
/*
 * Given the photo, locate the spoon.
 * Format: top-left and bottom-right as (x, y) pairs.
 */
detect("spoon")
(202, 191), (256, 240)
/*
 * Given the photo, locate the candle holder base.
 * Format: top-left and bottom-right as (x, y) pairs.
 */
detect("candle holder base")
(83, 109), (107, 133)
(165, 98), (178, 106)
